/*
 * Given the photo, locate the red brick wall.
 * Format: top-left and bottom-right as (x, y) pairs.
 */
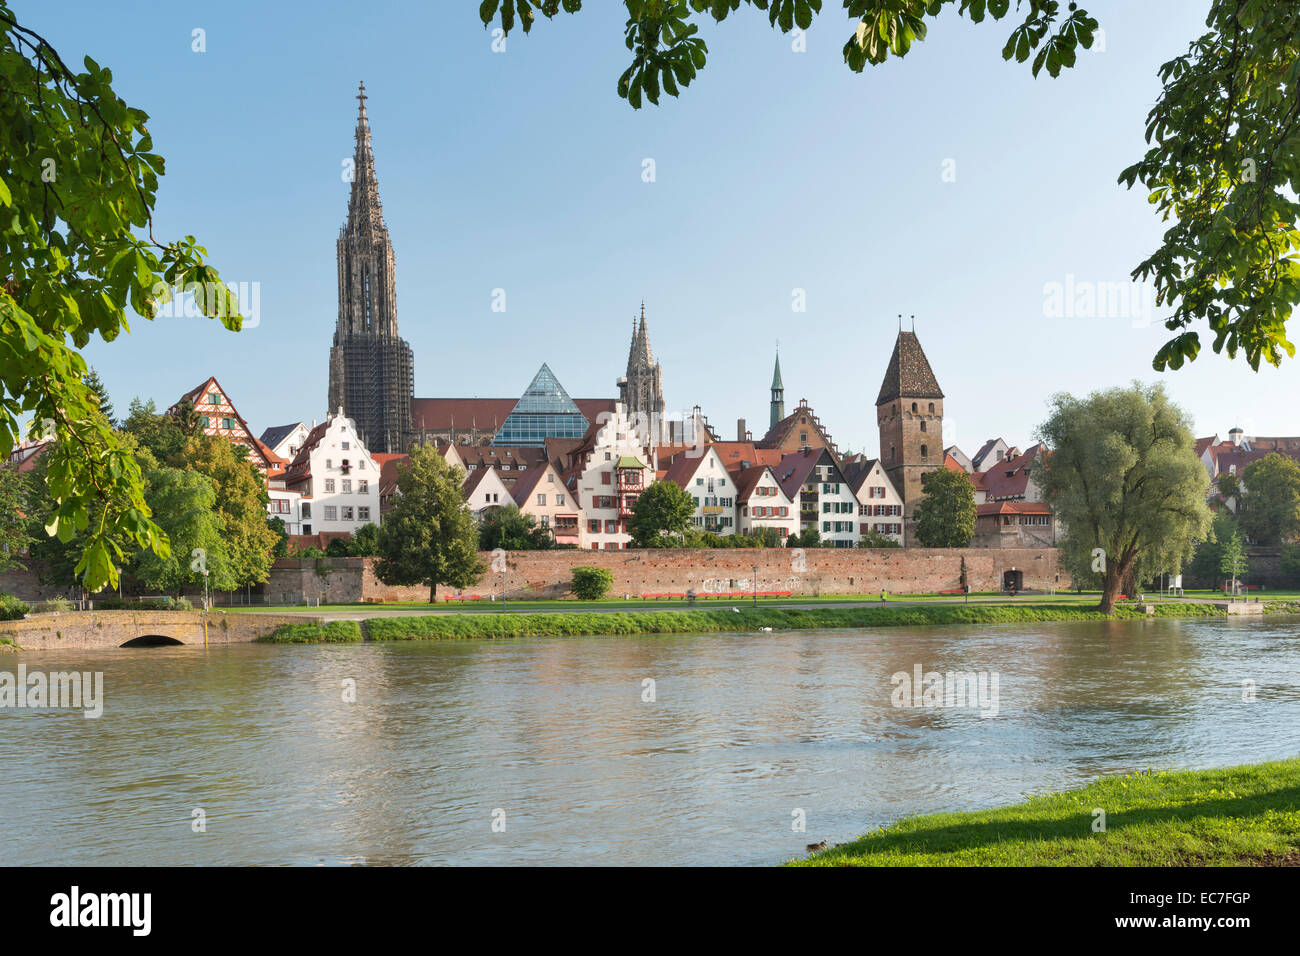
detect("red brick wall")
(265, 547), (1060, 603)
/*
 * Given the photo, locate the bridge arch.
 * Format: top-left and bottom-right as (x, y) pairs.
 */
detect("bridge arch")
(120, 635), (186, 648)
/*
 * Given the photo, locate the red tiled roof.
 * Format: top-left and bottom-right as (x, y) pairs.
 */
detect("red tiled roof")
(977, 500), (1051, 516)
(729, 464), (778, 503)
(979, 443), (1043, 500)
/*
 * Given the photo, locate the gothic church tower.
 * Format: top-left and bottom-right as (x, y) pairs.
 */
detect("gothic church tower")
(618, 302), (667, 439)
(327, 82), (414, 454)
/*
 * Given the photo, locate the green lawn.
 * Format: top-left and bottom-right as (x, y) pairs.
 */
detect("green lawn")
(229, 591), (1124, 615)
(790, 758), (1300, 866)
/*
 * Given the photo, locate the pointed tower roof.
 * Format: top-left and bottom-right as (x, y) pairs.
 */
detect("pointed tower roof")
(876, 330), (944, 405)
(771, 352), (784, 390)
(345, 81), (386, 239)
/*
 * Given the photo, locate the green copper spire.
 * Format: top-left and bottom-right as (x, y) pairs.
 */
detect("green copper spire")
(770, 350), (785, 429)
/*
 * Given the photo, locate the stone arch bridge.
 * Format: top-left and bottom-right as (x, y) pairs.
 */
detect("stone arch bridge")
(0, 611), (311, 651)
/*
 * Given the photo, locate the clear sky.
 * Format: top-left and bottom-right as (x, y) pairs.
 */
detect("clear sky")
(23, 1), (1296, 455)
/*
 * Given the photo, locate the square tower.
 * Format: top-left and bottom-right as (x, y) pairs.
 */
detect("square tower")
(876, 331), (944, 540)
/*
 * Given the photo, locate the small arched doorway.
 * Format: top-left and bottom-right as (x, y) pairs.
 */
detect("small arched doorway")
(1002, 569), (1023, 592)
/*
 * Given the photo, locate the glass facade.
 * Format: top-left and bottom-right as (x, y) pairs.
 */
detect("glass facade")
(493, 363), (590, 447)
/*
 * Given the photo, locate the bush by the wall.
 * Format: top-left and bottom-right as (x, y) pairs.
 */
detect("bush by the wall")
(571, 566), (614, 600)
(0, 593), (30, 621)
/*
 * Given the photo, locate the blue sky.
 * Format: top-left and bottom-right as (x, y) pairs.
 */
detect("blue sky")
(25, 1), (1295, 454)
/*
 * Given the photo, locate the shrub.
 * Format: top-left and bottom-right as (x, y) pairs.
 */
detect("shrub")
(40, 597), (73, 613)
(260, 620), (364, 644)
(0, 593), (30, 621)
(571, 566), (614, 600)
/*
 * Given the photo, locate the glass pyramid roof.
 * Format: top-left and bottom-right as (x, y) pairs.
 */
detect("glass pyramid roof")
(493, 363), (590, 447)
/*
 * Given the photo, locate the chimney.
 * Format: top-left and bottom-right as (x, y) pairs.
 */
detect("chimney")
(737, 418), (746, 442)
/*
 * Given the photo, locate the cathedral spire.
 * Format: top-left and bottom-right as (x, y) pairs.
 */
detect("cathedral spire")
(619, 301), (666, 438)
(346, 81), (385, 243)
(329, 83), (413, 454)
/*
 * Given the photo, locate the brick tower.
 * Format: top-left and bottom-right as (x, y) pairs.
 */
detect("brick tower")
(876, 329), (944, 543)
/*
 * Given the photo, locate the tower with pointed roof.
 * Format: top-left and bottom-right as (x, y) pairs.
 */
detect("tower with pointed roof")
(617, 302), (666, 440)
(876, 329), (944, 539)
(770, 350), (785, 429)
(327, 82), (414, 455)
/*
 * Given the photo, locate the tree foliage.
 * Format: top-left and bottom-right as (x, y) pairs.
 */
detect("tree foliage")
(1238, 452), (1300, 546)
(1120, 1), (1300, 372)
(628, 479), (697, 547)
(172, 435), (276, 589)
(373, 446), (486, 602)
(0, 463), (30, 571)
(913, 467), (976, 548)
(1035, 383), (1212, 613)
(0, 4), (240, 592)
(478, 504), (555, 551)
(132, 467), (226, 595)
(485, 1), (1300, 372)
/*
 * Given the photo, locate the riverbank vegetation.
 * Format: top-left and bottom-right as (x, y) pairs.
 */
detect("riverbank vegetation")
(791, 757), (1300, 866)
(259, 601), (1227, 644)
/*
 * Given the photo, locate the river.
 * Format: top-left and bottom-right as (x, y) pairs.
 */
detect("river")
(2, 615), (1298, 865)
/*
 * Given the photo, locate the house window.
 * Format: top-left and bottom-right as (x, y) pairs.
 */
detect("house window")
(537, 494), (546, 506)
(358, 507), (370, 521)
(222, 417), (235, 430)
(604, 452), (611, 461)
(588, 519), (601, 533)
(557, 494), (565, 505)
(324, 506), (338, 521)
(342, 479), (352, 493)
(602, 472), (612, 485)
(200, 416), (210, 429)
(324, 479), (336, 493)
(208, 392), (220, 405)
(541, 515), (550, 527)
(302, 524), (312, 535)
(341, 506), (354, 520)
(358, 480), (368, 494)
(604, 519), (617, 533)
(342, 441), (349, 450)
(546, 473), (554, 483)
(301, 503), (311, 518)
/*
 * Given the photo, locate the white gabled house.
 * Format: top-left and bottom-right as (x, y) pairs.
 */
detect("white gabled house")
(731, 463), (798, 539)
(281, 410), (382, 536)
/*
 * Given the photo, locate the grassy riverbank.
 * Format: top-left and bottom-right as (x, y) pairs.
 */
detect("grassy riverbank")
(259, 600), (1226, 644)
(790, 758), (1300, 866)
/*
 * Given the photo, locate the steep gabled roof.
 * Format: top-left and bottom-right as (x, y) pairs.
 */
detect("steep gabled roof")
(876, 331), (943, 405)
(772, 448), (826, 500)
(260, 423), (304, 450)
(729, 463), (783, 504)
(842, 457), (884, 495)
(980, 443), (1043, 500)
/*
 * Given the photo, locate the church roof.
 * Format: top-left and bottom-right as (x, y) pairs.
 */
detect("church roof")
(876, 331), (944, 405)
(771, 353), (783, 390)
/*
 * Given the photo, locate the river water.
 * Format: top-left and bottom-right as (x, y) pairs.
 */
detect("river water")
(2, 616), (1298, 865)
